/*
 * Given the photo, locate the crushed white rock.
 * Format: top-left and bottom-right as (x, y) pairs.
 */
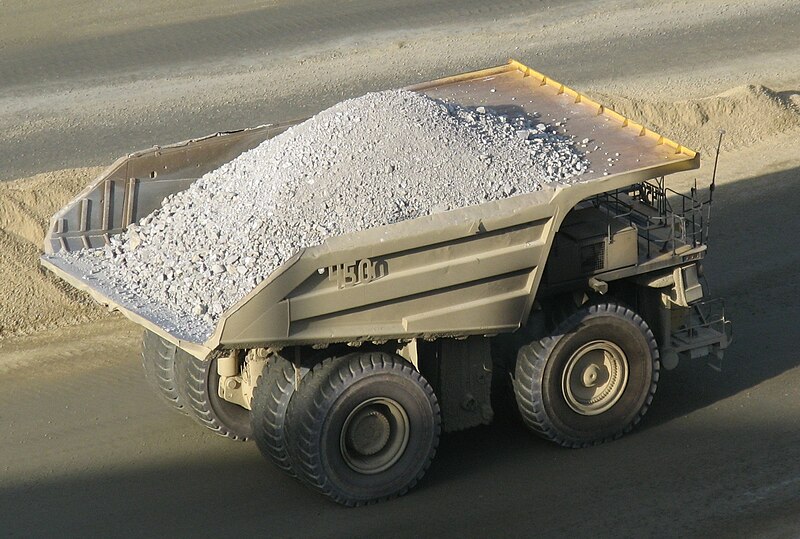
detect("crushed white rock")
(57, 89), (589, 341)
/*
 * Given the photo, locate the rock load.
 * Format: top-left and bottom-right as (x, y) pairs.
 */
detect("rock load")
(58, 89), (588, 340)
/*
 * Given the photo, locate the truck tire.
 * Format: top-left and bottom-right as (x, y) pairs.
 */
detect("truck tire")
(513, 303), (659, 448)
(174, 352), (252, 441)
(250, 354), (299, 477)
(286, 352), (441, 506)
(141, 330), (187, 415)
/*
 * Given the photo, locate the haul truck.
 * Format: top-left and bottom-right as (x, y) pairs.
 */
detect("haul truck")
(42, 60), (731, 505)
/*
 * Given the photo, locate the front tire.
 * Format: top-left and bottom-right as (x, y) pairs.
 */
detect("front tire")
(513, 303), (659, 447)
(286, 352), (441, 506)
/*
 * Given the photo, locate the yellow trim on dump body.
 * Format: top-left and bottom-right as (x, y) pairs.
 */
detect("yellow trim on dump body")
(506, 59), (697, 159)
(408, 59), (698, 161)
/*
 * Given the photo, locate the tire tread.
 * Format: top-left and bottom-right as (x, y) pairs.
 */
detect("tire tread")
(175, 353), (251, 441)
(513, 302), (660, 448)
(287, 352), (441, 506)
(251, 355), (299, 476)
(141, 330), (187, 415)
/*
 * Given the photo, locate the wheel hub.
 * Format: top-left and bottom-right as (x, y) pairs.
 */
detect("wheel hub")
(562, 340), (629, 416)
(340, 397), (410, 475)
(581, 364), (603, 387)
(346, 410), (391, 456)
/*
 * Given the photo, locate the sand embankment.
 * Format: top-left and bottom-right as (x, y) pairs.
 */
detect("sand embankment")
(0, 167), (108, 338)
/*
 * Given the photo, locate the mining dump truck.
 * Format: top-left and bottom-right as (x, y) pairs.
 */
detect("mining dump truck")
(42, 60), (731, 505)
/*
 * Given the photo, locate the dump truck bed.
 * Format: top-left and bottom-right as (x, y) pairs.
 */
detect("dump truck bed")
(42, 60), (699, 359)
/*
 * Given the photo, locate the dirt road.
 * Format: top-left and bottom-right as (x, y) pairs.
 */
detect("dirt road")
(2, 0), (799, 182)
(1, 1), (800, 537)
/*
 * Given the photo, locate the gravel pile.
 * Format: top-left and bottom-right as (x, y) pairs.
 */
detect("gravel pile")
(57, 89), (588, 341)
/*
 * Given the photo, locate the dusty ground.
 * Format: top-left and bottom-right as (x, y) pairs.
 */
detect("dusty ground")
(1, 0), (799, 536)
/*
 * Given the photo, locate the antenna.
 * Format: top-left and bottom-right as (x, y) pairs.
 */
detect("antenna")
(702, 130), (725, 247)
(709, 129), (725, 203)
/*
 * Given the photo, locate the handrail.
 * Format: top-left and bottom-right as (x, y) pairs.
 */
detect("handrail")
(593, 179), (711, 258)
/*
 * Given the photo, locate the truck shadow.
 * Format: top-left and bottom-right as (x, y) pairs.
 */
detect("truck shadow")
(640, 163), (800, 427)
(2, 419), (798, 538)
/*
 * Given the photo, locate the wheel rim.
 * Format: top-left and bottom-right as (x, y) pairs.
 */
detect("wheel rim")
(562, 340), (629, 416)
(340, 397), (410, 475)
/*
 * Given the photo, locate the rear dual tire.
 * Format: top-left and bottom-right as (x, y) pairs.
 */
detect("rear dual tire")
(141, 330), (187, 415)
(250, 354), (299, 477)
(249, 351), (441, 506)
(140, 330), (251, 440)
(174, 352), (252, 441)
